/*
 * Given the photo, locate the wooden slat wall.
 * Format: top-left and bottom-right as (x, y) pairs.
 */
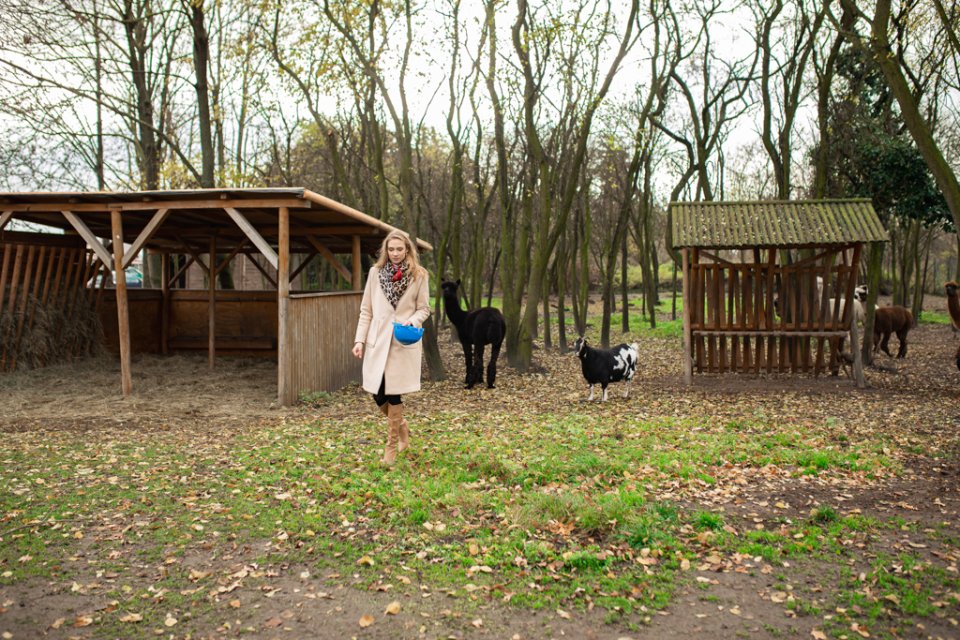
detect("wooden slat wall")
(1, 234), (95, 371)
(97, 290), (278, 354)
(688, 246), (860, 376)
(281, 291), (362, 405)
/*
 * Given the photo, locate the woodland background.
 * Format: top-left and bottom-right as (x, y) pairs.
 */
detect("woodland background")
(0, 0), (958, 372)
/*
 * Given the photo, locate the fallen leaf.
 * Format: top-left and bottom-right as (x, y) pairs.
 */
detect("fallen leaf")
(359, 614), (375, 627)
(164, 614), (177, 627)
(119, 613), (143, 623)
(74, 615), (93, 627)
(385, 601), (401, 615)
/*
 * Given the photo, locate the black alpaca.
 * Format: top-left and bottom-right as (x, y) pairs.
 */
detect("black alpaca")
(440, 280), (506, 389)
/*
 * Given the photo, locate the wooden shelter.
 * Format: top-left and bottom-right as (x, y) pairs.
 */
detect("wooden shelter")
(0, 189), (430, 405)
(670, 199), (888, 386)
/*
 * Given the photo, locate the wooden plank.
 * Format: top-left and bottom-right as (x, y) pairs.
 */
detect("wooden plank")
(161, 252), (169, 355)
(0, 210), (12, 232)
(284, 293), (363, 396)
(352, 235), (362, 291)
(5, 197), (309, 213)
(208, 235), (217, 369)
(305, 235), (352, 284)
(682, 248), (692, 384)
(693, 329), (850, 338)
(62, 210), (113, 269)
(278, 206), (290, 405)
(122, 208), (170, 269)
(111, 210), (132, 396)
(0, 242), (12, 319)
(225, 207), (279, 270)
(765, 249), (776, 331)
(25, 246), (47, 332)
(1, 244), (25, 369)
(9, 245), (37, 369)
(39, 246), (57, 306)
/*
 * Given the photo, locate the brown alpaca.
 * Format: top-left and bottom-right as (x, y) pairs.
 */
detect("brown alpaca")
(947, 282), (960, 370)
(873, 306), (913, 359)
(947, 282), (960, 331)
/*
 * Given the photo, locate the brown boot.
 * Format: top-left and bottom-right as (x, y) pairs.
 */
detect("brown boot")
(378, 403), (389, 416)
(382, 405), (402, 466)
(396, 403), (410, 452)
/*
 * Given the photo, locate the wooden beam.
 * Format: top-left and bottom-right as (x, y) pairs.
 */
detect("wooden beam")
(62, 210), (113, 268)
(111, 210), (132, 396)
(305, 235), (352, 284)
(352, 235), (362, 291)
(247, 254), (278, 288)
(278, 207), (290, 406)
(0, 210), (12, 232)
(167, 254), (196, 288)
(224, 207), (279, 269)
(213, 238), (249, 276)
(289, 252), (315, 284)
(289, 225), (381, 236)
(175, 234), (210, 275)
(122, 208), (169, 269)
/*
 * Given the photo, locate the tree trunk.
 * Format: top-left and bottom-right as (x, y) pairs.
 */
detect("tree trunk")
(187, 0), (215, 188)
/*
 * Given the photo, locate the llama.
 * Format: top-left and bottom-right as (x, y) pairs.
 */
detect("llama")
(440, 279), (506, 389)
(873, 305), (914, 359)
(572, 337), (639, 401)
(946, 281), (960, 370)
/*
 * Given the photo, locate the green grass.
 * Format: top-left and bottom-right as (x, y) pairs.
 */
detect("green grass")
(917, 309), (953, 325)
(0, 409), (950, 636)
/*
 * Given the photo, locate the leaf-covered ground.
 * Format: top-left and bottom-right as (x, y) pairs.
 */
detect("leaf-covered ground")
(1, 299), (959, 640)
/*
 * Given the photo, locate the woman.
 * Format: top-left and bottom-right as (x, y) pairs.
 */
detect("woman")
(352, 229), (430, 465)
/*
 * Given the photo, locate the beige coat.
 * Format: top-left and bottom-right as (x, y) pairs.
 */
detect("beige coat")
(354, 266), (431, 395)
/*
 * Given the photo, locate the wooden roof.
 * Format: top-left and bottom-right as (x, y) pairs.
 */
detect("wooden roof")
(670, 199), (888, 250)
(0, 188), (431, 255)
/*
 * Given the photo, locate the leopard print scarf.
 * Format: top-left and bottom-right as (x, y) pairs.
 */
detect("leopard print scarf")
(379, 261), (410, 308)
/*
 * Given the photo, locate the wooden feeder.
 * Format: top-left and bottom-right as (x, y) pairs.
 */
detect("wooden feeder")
(670, 199), (888, 387)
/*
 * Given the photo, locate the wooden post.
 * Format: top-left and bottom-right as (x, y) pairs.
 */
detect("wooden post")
(208, 235), (216, 369)
(111, 209), (132, 396)
(850, 317), (865, 388)
(352, 235), (362, 291)
(681, 248), (692, 385)
(161, 252), (169, 355)
(278, 207), (290, 405)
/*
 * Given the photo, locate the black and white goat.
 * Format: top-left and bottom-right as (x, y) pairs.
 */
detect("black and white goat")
(572, 337), (639, 402)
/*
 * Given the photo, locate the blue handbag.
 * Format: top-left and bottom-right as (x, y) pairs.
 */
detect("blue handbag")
(393, 322), (424, 345)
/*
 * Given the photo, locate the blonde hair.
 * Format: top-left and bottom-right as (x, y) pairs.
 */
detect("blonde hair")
(374, 229), (427, 278)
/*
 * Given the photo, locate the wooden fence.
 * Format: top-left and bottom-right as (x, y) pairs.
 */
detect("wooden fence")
(0, 232), (103, 371)
(281, 291), (362, 405)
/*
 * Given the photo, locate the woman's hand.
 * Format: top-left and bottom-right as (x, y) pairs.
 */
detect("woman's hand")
(352, 342), (364, 359)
